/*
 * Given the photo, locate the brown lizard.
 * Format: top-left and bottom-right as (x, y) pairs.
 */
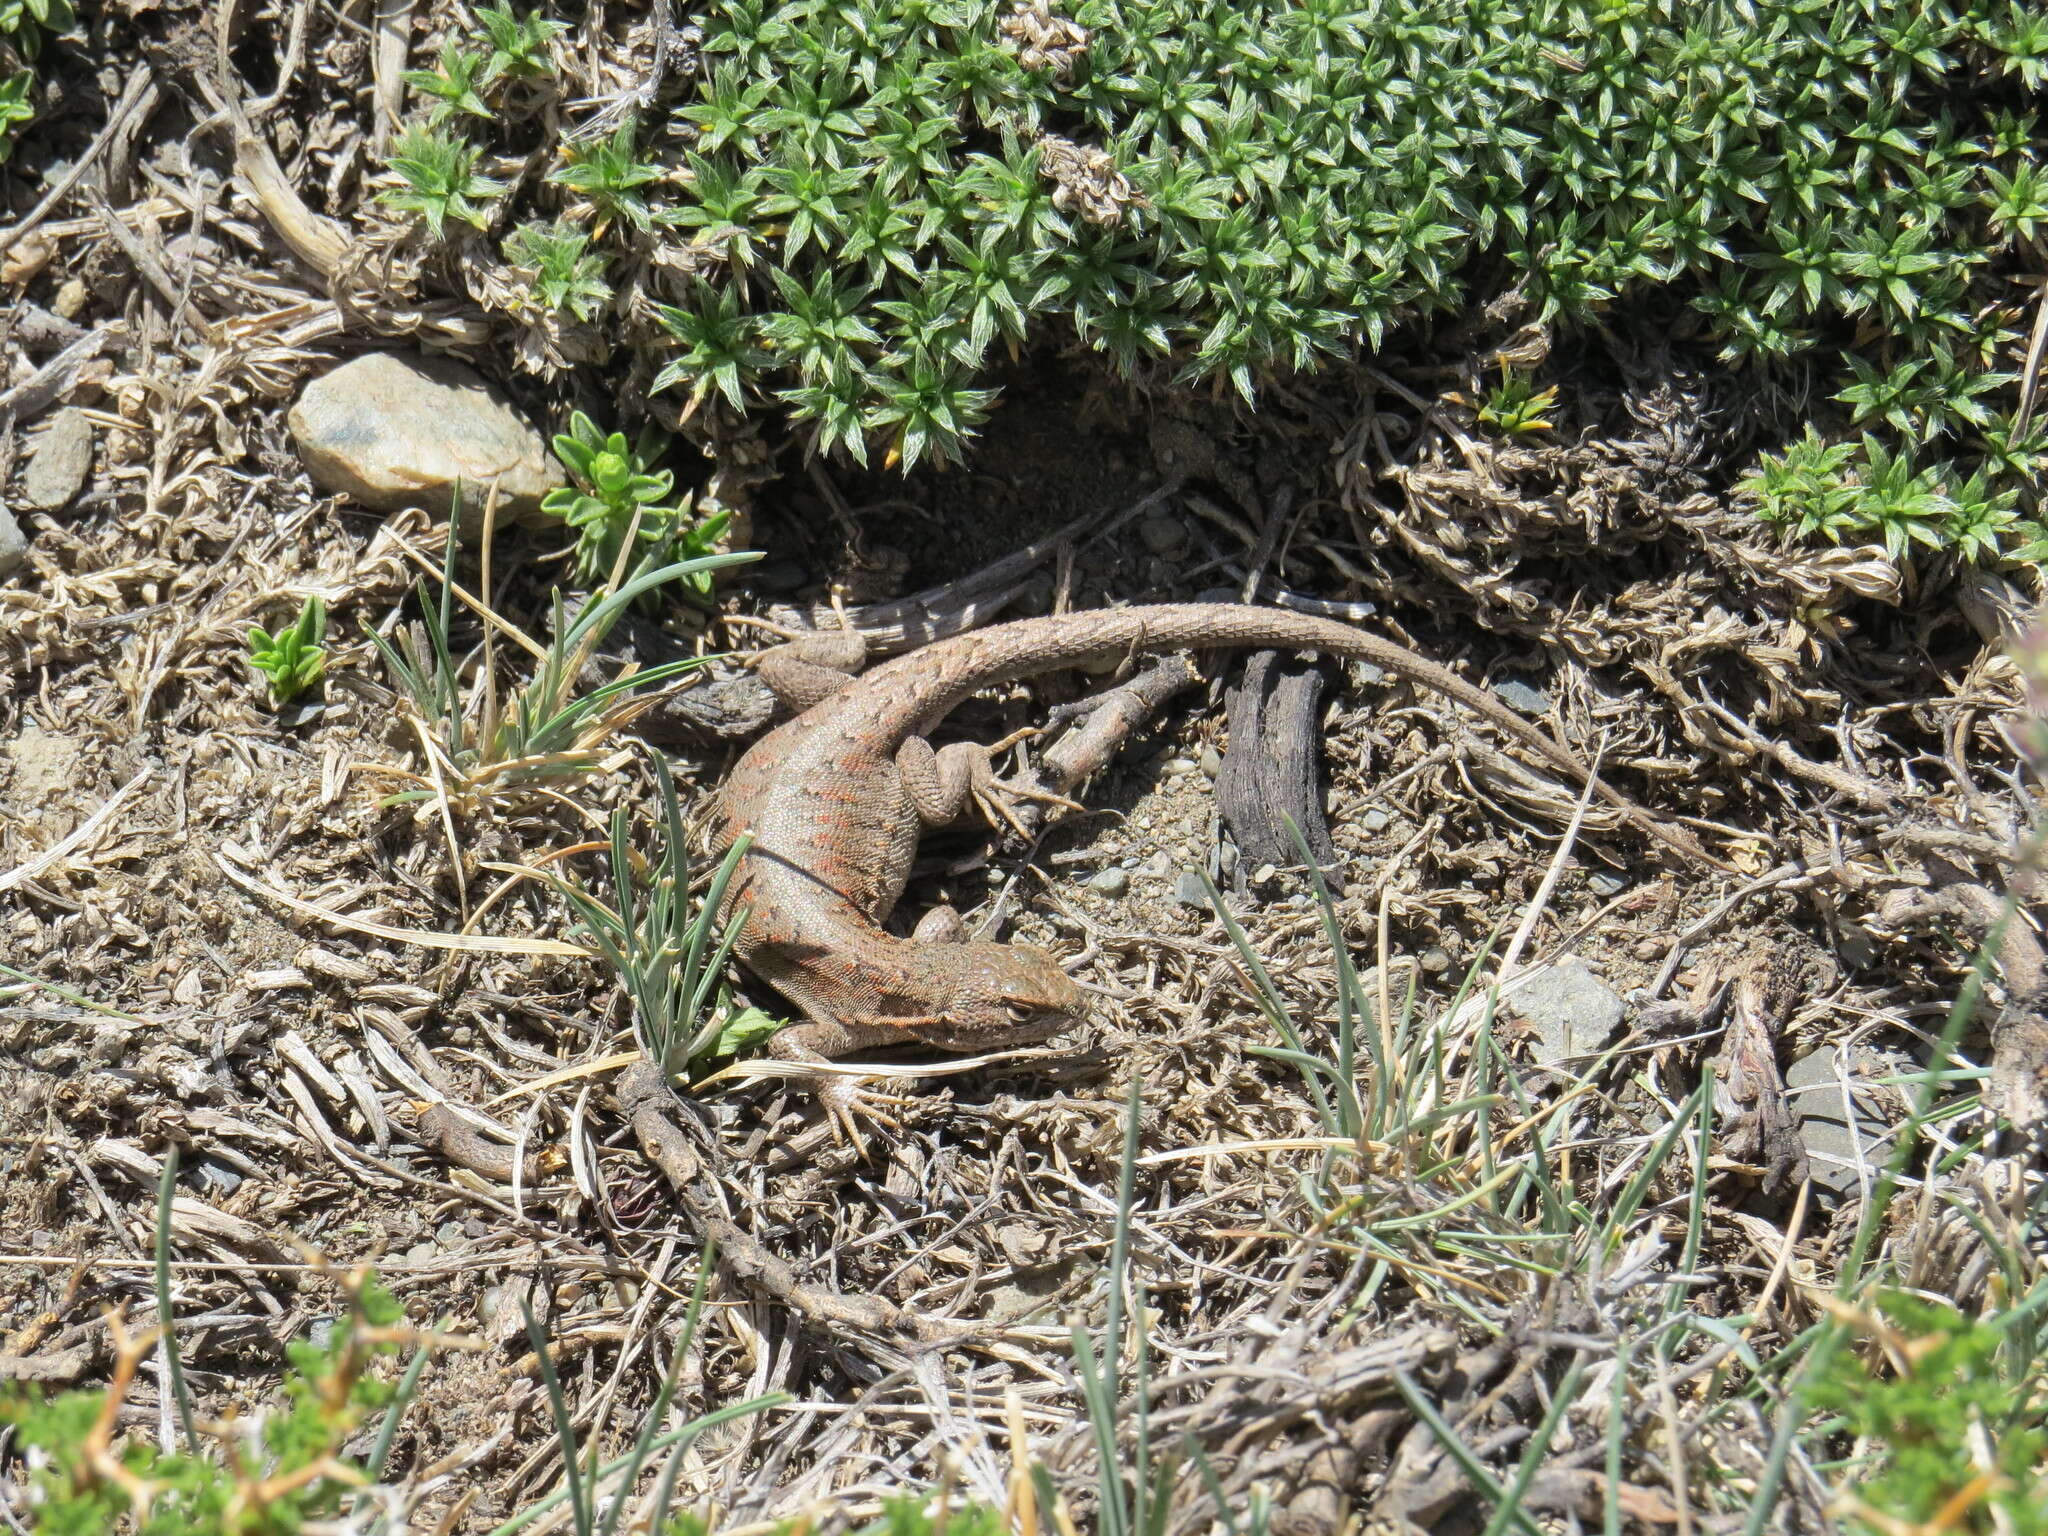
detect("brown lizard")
(715, 604), (1717, 1137)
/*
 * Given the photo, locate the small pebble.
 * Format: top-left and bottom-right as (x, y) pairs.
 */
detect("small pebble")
(404, 1241), (438, 1264)
(1011, 574), (1055, 616)
(1165, 756), (1195, 775)
(21, 407), (92, 510)
(436, 1220), (466, 1246)
(1419, 947), (1452, 974)
(51, 277), (87, 320)
(1588, 871), (1628, 897)
(193, 1158), (244, 1197)
(1198, 745), (1222, 778)
(0, 504), (26, 577)
(1350, 661), (1386, 688)
(1141, 850), (1174, 877)
(1360, 807), (1391, 833)
(1218, 842), (1239, 877)
(1090, 867), (1130, 899)
(1139, 512), (1190, 556)
(1173, 870), (1211, 908)
(1493, 678), (1552, 716)
(1252, 863), (1278, 884)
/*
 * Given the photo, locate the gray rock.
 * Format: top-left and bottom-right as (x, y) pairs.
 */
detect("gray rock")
(1361, 807), (1391, 833)
(0, 503), (25, 576)
(1493, 678), (1553, 716)
(1588, 871), (1628, 897)
(1141, 850), (1174, 878)
(1217, 841), (1238, 878)
(1173, 870), (1211, 908)
(1139, 512), (1190, 556)
(1350, 661), (1387, 688)
(22, 408), (93, 510)
(1419, 947), (1451, 975)
(1089, 867), (1129, 899)
(288, 352), (564, 531)
(1511, 955), (1624, 1066)
(1785, 1047), (1890, 1198)
(1198, 745), (1222, 779)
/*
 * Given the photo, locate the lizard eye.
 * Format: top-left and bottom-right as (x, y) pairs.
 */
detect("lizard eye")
(1004, 1002), (1039, 1024)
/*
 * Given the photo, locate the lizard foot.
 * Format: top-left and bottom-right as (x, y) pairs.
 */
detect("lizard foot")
(970, 774), (1086, 841)
(816, 1075), (914, 1155)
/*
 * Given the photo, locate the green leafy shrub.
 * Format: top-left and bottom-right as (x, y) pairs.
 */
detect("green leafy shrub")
(382, 0), (2045, 557)
(1810, 1291), (2048, 1536)
(0, 1273), (413, 1536)
(0, 0), (71, 162)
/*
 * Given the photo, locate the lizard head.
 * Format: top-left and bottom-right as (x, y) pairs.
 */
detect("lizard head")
(906, 941), (1089, 1051)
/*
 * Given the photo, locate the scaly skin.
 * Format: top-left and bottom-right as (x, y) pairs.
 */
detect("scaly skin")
(716, 604), (1715, 1126)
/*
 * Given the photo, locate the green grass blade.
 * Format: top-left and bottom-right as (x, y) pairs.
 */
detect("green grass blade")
(153, 1148), (198, 1454)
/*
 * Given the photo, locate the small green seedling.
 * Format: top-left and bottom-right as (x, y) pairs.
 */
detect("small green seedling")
(401, 39), (493, 125)
(549, 120), (664, 236)
(380, 123), (504, 237)
(505, 219), (613, 321)
(1476, 369), (1560, 438)
(247, 595), (327, 706)
(544, 411), (732, 596)
(473, 2), (564, 83)
(0, 71), (29, 160)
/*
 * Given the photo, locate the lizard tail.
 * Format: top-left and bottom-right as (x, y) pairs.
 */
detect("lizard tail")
(876, 603), (1721, 870)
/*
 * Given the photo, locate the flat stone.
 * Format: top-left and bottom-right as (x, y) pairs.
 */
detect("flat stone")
(1785, 1047), (1891, 1198)
(1361, 807), (1391, 833)
(1089, 867), (1129, 898)
(1198, 745), (1222, 779)
(0, 503), (26, 577)
(1588, 871), (1629, 897)
(1511, 955), (1624, 1067)
(1493, 678), (1553, 716)
(22, 408), (93, 510)
(1172, 870), (1210, 908)
(288, 352), (564, 531)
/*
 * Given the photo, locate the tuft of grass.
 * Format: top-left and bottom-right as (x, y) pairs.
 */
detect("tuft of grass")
(527, 752), (768, 1077)
(366, 512), (755, 823)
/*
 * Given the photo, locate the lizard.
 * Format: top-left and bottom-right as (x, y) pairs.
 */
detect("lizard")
(714, 603), (1719, 1139)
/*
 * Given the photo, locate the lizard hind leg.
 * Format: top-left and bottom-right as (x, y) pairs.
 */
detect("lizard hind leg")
(751, 628), (872, 712)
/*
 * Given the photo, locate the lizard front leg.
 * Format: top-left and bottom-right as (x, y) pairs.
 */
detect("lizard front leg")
(896, 737), (1082, 840)
(768, 1017), (916, 1150)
